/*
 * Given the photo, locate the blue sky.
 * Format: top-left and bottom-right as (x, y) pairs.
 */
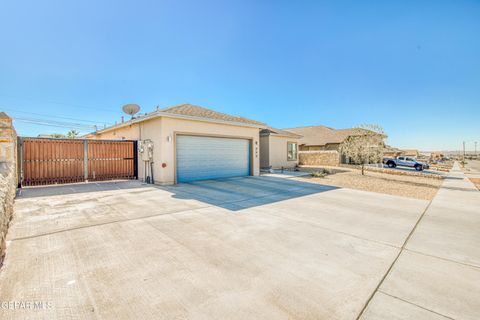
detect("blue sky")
(1, 0), (479, 151)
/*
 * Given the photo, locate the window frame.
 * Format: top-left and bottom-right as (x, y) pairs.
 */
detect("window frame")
(287, 141), (298, 161)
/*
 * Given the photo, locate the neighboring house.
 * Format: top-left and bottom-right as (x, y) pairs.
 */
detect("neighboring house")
(383, 147), (419, 159)
(283, 125), (363, 152)
(259, 128), (302, 170)
(403, 149), (419, 158)
(430, 152), (445, 161)
(87, 104), (266, 184)
(283, 125), (384, 165)
(383, 145), (403, 158)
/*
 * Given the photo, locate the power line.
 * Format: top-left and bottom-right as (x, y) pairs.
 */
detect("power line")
(1, 107), (112, 125)
(0, 93), (117, 112)
(14, 119), (91, 131)
(13, 117), (97, 130)
(14, 116), (96, 128)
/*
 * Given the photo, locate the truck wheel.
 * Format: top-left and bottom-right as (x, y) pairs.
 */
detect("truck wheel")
(414, 164), (423, 171)
(387, 161), (396, 168)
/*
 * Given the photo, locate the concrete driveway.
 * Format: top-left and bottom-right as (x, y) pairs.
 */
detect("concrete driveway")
(1, 172), (478, 319)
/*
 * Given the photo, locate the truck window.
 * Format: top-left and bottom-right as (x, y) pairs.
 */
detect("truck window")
(406, 157), (415, 161)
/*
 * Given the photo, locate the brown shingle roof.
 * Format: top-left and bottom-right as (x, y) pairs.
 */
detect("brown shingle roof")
(282, 125), (370, 146)
(88, 103), (266, 137)
(260, 127), (303, 139)
(161, 104), (266, 126)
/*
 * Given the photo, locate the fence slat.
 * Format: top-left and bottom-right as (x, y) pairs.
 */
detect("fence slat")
(21, 138), (136, 186)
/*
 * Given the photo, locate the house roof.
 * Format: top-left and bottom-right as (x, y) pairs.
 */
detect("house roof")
(89, 104), (266, 136)
(383, 145), (402, 152)
(282, 125), (375, 146)
(260, 127), (303, 139)
(160, 104), (266, 126)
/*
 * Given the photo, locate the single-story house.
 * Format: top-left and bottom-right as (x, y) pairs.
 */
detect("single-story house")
(383, 145), (403, 158)
(383, 147), (419, 159)
(259, 128), (302, 170)
(283, 125), (362, 152)
(402, 149), (419, 158)
(87, 104), (297, 185)
(283, 125), (385, 165)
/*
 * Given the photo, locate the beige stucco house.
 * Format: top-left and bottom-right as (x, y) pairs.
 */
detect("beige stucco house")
(87, 104), (266, 185)
(259, 128), (302, 170)
(87, 104), (300, 185)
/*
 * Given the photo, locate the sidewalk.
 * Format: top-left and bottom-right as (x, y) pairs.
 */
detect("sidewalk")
(362, 162), (480, 319)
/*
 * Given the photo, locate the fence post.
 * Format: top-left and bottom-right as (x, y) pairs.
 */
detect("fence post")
(84, 140), (88, 182)
(17, 137), (22, 188)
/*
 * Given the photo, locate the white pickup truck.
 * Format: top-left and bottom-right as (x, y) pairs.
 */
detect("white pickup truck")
(383, 156), (430, 171)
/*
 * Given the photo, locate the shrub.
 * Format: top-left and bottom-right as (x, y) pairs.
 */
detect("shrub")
(311, 168), (330, 178)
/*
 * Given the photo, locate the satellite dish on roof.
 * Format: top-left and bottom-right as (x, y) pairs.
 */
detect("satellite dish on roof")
(122, 104), (140, 117)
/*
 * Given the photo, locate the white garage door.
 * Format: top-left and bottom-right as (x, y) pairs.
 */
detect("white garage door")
(176, 135), (251, 183)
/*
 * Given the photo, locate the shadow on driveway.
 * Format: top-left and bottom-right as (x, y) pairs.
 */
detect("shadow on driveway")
(17, 180), (149, 199)
(160, 176), (338, 211)
(17, 176), (338, 211)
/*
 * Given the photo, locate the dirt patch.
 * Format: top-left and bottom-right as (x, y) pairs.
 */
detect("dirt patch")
(469, 178), (480, 191)
(296, 169), (442, 200)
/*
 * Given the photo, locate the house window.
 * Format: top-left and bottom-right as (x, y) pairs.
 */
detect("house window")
(287, 142), (298, 161)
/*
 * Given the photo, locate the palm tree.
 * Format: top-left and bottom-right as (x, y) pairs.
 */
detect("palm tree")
(67, 130), (80, 139)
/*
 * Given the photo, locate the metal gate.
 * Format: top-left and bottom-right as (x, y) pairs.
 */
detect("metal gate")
(18, 138), (137, 187)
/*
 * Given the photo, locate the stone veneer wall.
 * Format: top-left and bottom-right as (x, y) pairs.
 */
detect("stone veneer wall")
(299, 151), (340, 166)
(0, 112), (17, 266)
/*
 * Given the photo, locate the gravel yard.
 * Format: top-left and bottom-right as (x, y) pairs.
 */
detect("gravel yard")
(296, 167), (442, 200)
(464, 160), (480, 190)
(470, 178), (480, 190)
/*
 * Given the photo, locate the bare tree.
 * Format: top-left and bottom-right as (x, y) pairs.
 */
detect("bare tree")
(340, 124), (386, 175)
(67, 130), (80, 139)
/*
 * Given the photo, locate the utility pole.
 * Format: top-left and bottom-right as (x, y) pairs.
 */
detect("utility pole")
(462, 141), (466, 167)
(475, 141), (478, 158)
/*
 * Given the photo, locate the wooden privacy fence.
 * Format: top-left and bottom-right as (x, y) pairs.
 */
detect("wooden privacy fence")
(19, 138), (137, 187)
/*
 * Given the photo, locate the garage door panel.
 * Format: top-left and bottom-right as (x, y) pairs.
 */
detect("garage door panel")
(176, 136), (250, 182)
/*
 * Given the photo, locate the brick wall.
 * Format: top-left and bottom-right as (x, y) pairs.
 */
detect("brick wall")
(0, 112), (17, 266)
(299, 151), (340, 166)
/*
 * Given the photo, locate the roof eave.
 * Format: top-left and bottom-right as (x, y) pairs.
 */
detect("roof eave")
(270, 133), (303, 139)
(160, 112), (267, 129)
(90, 111), (266, 136)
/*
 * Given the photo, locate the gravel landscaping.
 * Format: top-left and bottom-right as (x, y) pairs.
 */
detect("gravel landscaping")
(470, 178), (480, 190)
(464, 160), (480, 190)
(296, 167), (442, 200)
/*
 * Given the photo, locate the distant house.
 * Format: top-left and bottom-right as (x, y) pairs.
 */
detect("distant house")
(402, 149), (419, 158)
(282, 125), (384, 165)
(383, 145), (403, 158)
(383, 147), (420, 159)
(430, 152), (445, 161)
(283, 125), (362, 152)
